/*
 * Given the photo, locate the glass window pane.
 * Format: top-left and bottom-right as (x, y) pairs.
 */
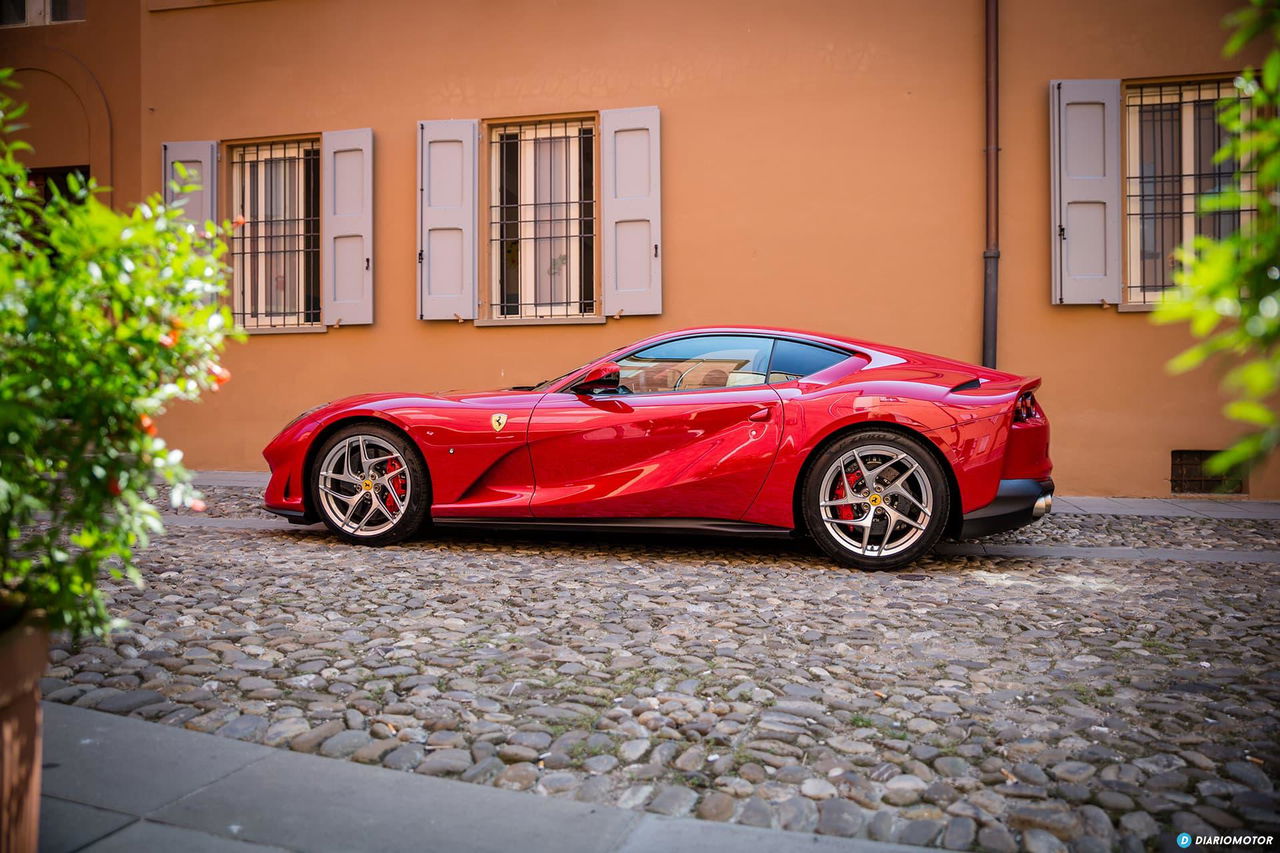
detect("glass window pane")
(51, 0), (86, 21)
(0, 0), (26, 26)
(768, 339), (849, 383)
(1194, 100), (1238, 240)
(618, 336), (774, 393)
(1138, 101), (1181, 291)
(497, 132), (519, 316)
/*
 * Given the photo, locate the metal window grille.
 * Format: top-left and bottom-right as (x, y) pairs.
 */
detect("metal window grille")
(0, 0), (85, 26)
(1170, 449), (1247, 494)
(487, 117), (597, 319)
(228, 139), (321, 329)
(1123, 79), (1256, 305)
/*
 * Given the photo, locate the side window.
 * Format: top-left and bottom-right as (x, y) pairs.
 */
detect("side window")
(617, 335), (774, 394)
(768, 339), (849, 383)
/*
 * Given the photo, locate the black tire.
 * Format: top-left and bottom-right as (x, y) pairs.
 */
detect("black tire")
(309, 423), (430, 546)
(801, 429), (950, 570)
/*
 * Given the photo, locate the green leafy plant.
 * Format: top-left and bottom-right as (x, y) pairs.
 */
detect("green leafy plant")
(1155, 0), (1280, 474)
(0, 69), (239, 638)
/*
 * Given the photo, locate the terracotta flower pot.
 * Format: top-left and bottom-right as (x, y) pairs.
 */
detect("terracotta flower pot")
(0, 615), (48, 853)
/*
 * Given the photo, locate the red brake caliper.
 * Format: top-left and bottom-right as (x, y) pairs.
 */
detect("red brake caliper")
(833, 466), (860, 521)
(383, 459), (407, 511)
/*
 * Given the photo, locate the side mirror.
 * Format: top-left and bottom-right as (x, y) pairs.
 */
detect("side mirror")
(570, 361), (622, 395)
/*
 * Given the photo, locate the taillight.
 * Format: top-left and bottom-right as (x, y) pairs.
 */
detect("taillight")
(1013, 391), (1041, 424)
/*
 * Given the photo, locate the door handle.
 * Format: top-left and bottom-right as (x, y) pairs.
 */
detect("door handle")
(748, 407), (772, 422)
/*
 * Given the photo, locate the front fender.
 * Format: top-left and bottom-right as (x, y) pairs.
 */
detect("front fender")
(263, 406), (413, 517)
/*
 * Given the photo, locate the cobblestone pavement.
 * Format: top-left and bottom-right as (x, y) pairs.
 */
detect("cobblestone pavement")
(42, 519), (1280, 852)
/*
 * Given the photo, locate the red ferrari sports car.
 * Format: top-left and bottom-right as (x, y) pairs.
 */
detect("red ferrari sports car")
(263, 326), (1053, 569)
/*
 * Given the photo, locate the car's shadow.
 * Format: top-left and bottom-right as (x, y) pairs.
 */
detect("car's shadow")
(421, 523), (821, 562)
(272, 521), (996, 573)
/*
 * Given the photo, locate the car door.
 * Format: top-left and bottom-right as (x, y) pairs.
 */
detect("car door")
(527, 335), (785, 520)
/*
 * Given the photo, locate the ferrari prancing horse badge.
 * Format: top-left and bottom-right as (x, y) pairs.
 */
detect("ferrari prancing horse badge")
(491, 413), (508, 432)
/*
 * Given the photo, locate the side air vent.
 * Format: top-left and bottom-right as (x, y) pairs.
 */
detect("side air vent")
(1170, 450), (1246, 495)
(949, 378), (982, 393)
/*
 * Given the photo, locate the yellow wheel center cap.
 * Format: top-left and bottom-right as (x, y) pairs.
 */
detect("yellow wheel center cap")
(868, 493), (882, 506)
(362, 479), (374, 491)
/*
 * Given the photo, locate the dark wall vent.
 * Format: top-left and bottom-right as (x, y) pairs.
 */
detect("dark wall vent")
(1170, 450), (1247, 495)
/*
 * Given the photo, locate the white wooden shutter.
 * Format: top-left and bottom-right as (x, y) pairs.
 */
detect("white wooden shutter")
(418, 120), (478, 320)
(1050, 80), (1122, 305)
(321, 128), (374, 326)
(601, 107), (662, 316)
(162, 141), (216, 226)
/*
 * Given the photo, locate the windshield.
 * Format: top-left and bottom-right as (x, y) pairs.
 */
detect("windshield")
(530, 368), (580, 392)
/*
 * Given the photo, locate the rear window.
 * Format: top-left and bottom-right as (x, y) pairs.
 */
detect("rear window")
(768, 339), (849, 383)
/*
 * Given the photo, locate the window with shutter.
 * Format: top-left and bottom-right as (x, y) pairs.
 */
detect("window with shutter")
(0, 0), (85, 26)
(174, 129), (375, 333)
(417, 107), (663, 325)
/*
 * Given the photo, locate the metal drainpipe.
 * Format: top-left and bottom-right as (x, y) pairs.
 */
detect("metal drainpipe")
(981, 0), (1000, 368)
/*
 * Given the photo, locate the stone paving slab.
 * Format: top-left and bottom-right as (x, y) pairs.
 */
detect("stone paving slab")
(615, 815), (924, 853)
(935, 542), (1280, 563)
(42, 700), (269, 815)
(42, 702), (912, 853)
(1059, 496), (1280, 519)
(191, 470), (271, 488)
(61, 819), (292, 853)
(150, 749), (643, 853)
(38, 797), (134, 853)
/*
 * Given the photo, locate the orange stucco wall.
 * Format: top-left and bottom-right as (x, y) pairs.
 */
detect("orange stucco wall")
(3, 0), (1277, 497)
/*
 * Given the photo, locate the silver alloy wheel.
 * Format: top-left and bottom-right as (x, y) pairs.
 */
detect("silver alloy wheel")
(316, 434), (412, 537)
(818, 443), (933, 558)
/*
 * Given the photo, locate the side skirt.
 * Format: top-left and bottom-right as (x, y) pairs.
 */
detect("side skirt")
(264, 506), (318, 525)
(432, 517), (797, 539)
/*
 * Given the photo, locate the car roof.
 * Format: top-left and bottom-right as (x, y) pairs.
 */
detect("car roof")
(629, 326), (1020, 382)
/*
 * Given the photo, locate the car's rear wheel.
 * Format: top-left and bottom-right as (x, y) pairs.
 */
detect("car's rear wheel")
(310, 424), (429, 546)
(802, 430), (950, 570)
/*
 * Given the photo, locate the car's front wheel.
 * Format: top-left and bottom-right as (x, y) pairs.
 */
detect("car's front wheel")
(802, 430), (950, 569)
(310, 423), (429, 546)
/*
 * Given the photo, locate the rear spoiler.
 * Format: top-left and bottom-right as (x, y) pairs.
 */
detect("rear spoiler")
(947, 375), (1041, 399)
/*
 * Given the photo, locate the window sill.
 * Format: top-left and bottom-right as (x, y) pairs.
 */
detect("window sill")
(241, 324), (328, 335)
(149, 0), (273, 11)
(1116, 302), (1159, 313)
(474, 316), (608, 327)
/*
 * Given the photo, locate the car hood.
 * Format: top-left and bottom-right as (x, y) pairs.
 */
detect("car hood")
(330, 388), (540, 408)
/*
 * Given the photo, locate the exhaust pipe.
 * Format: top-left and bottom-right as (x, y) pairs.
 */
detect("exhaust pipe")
(1032, 494), (1053, 519)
